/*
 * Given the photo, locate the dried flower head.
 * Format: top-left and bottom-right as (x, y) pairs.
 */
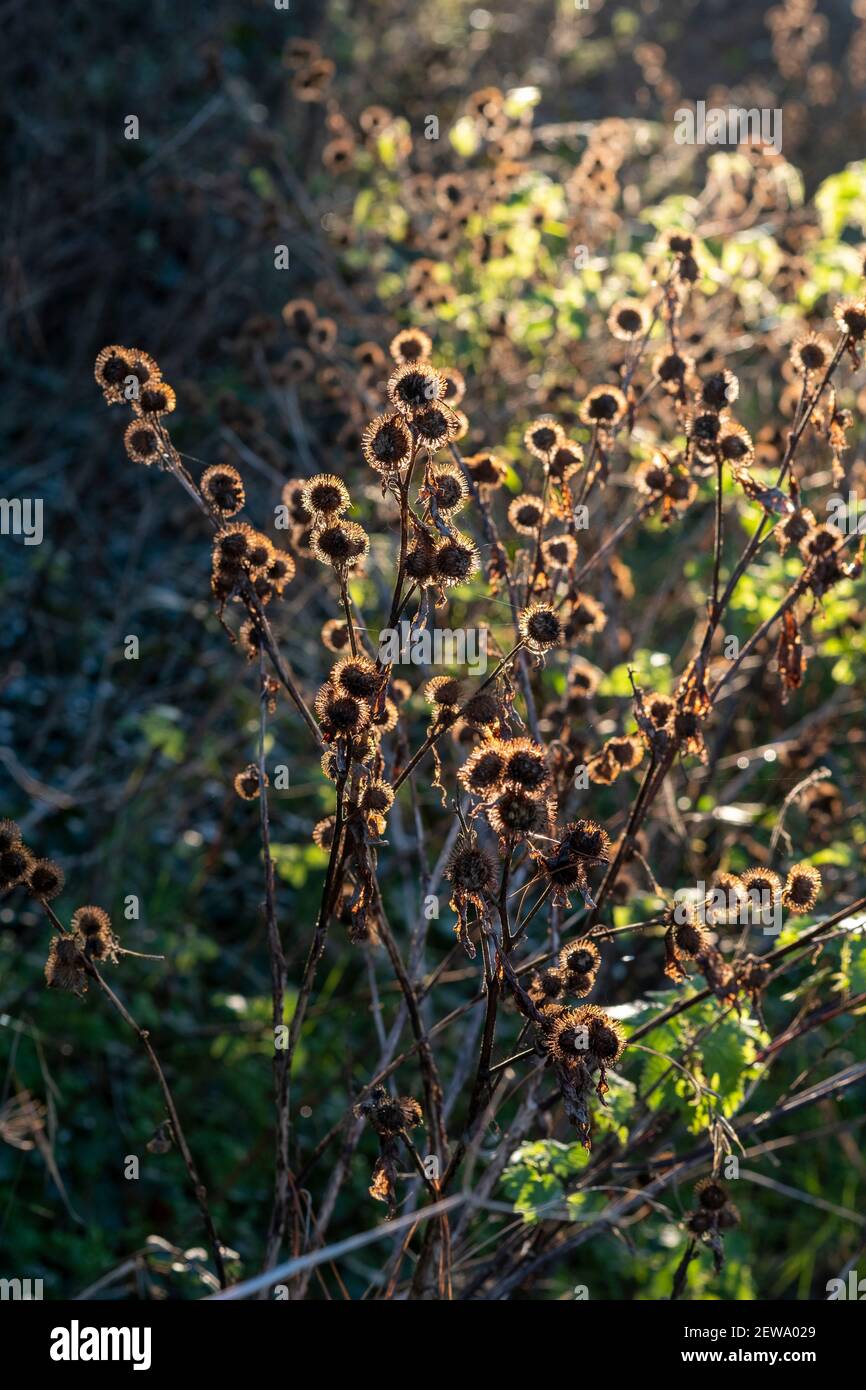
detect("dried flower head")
(458, 745), (507, 797)
(26, 858), (65, 902)
(124, 419), (162, 465)
(782, 863), (821, 914)
(45, 936), (86, 995)
(302, 474), (351, 520)
(524, 416), (564, 459)
(508, 494), (546, 535)
(389, 328), (433, 364)
(519, 602), (562, 654)
(201, 464), (245, 517)
(234, 764), (265, 800)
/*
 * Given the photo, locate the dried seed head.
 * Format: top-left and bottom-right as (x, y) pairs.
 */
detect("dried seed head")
(124, 419), (162, 465)
(446, 836), (497, 895)
(607, 298), (648, 341)
(782, 862), (821, 914)
(579, 385), (626, 428)
(519, 602), (562, 654)
(45, 936), (86, 995)
(234, 764), (265, 800)
(0, 820), (23, 854)
(332, 656), (381, 701)
(134, 382), (176, 418)
(426, 462), (467, 514)
(790, 332), (832, 375)
(388, 362), (445, 415)
(463, 451), (507, 490)
(508, 495), (546, 535)
(524, 416), (564, 459)
(487, 787), (550, 838)
(302, 474), (351, 520)
(311, 520), (369, 569)
(458, 745), (507, 797)
(424, 675), (463, 708)
(201, 464), (245, 517)
(26, 858), (65, 902)
(434, 533), (479, 586)
(695, 1177), (729, 1211)
(834, 298), (866, 340)
(315, 683), (370, 736)
(500, 738), (550, 793)
(559, 940), (601, 979)
(362, 414), (413, 474)
(389, 328), (433, 364)
(312, 815), (337, 850)
(0, 843), (33, 889)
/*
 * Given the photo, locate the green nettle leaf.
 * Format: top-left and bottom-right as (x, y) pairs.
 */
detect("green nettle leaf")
(631, 995), (768, 1136)
(501, 1140), (592, 1221)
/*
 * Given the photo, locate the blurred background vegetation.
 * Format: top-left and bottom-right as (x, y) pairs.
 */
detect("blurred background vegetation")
(2, 0), (866, 1299)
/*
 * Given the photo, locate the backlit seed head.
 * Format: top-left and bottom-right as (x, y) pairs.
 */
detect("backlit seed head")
(501, 738), (550, 793)
(519, 602), (562, 653)
(311, 520), (369, 569)
(388, 362), (445, 415)
(508, 494), (546, 535)
(542, 534), (578, 569)
(0, 843), (33, 889)
(302, 474), (351, 519)
(607, 298), (648, 342)
(549, 441), (584, 482)
(0, 820), (23, 854)
(487, 787), (550, 838)
(559, 939), (601, 978)
(461, 690), (501, 727)
(463, 451), (507, 490)
(524, 416), (564, 459)
(458, 745), (507, 797)
(312, 815), (337, 850)
(579, 385), (626, 428)
(790, 332), (832, 375)
(362, 414), (412, 473)
(446, 834), (497, 895)
(701, 370), (739, 410)
(782, 862), (821, 914)
(834, 298), (866, 340)
(426, 462), (467, 514)
(425, 675), (463, 708)
(134, 382), (176, 418)
(389, 328), (433, 364)
(548, 1005), (625, 1067)
(412, 403), (458, 449)
(124, 419), (162, 465)
(321, 618), (352, 653)
(434, 533), (479, 586)
(45, 936), (87, 995)
(315, 683), (370, 736)
(201, 464), (245, 516)
(95, 345), (133, 403)
(332, 656), (381, 700)
(360, 778), (395, 816)
(26, 858), (65, 902)
(234, 764), (265, 800)
(282, 480), (313, 527)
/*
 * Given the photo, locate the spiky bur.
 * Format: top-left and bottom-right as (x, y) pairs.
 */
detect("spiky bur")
(539, 1005), (626, 1147)
(354, 1086), (423, 1219)
(71, 905), (120, 965)
(234, 763), (266, 801)
(446, 831), (497, 958)
(684, 1178), (740, 1276)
